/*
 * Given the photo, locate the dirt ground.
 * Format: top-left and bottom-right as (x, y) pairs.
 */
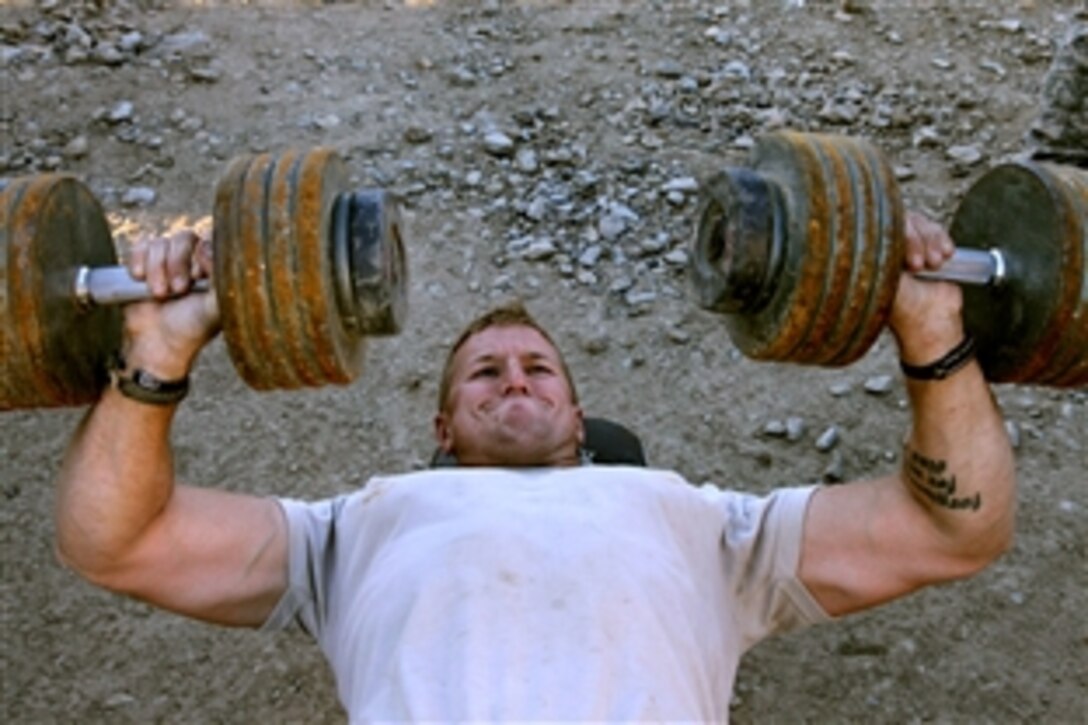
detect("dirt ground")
(1, 0), (1086, 722)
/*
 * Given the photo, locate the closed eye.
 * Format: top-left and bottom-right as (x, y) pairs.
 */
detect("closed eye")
(470, 366), (499, 379)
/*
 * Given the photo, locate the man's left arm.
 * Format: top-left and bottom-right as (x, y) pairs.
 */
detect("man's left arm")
(799, 212), (1016, 617)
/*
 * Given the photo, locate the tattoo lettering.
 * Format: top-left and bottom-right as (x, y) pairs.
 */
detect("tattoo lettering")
(904, 448), (982, 512)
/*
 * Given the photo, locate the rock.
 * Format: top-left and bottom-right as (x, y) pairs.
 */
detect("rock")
(947, 144), (984, 166)
(63, 135), (89, 159)
(403, 126), (433, 144)
(829, 381), (853, 397)
(864, 375), (894, 395)
(816, 425), (841, 452)
(763, 420), (787, 438)
(483, 131), (514, 157)
(786, 416), (805, 442)
(823, 450), (845, 483)
(121, 186), (156, 207)
(107, 101), (134, 124)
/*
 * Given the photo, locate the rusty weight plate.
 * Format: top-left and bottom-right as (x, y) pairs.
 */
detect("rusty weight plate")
(826, 137), (904, 366)
(1, 175), (120, 409)
(787, 135), (861, 365)
(291, 149), (364, 385)
(213, 153), (266, 388)
(951, 161), (1086, 387)
(723, 131), (835, 361)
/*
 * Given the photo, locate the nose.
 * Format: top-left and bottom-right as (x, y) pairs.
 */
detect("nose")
(501, 363), (530, 394)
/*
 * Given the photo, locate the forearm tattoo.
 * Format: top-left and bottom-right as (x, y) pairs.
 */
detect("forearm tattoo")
(904, 447), (981, 512)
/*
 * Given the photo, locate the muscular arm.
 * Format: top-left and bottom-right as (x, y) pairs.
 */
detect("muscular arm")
(53, 232), (288, 627)
(799, 213), (1016, 617)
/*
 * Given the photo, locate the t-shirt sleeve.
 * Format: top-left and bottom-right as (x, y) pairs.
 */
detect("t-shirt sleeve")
(260, 495), (346, 637)
(702, 484), (832, 650)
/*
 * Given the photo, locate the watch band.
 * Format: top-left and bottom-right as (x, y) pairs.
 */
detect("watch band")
(108, 353), (190, 405)
(900, 335), (977, 381)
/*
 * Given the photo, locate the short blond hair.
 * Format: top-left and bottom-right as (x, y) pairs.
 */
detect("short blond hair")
(437, 301), (579, 412)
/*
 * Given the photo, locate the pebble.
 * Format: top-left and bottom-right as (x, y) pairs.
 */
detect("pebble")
(816, 425), (841, 452)
(121, 186), (156, 207)
(483, 131), (514, 157)
(786, 416), (806, 442)
(763, 420), (787, 438)
(107, 101), (134, 124)
(823, 450), (845, 483)
(829, 381), (853, 397)
(864, 375), (894, 395)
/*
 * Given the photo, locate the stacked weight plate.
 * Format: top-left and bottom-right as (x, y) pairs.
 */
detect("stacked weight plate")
(695, 132), (905, 367)
(953, 161), (1087, 387)
(213, 148), (366, 390)
(1, 175), (121, 410)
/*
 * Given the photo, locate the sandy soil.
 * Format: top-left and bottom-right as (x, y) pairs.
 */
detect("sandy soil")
(1, 1), (1085, 722)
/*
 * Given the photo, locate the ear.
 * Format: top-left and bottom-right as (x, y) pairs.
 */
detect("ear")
(434, 412), (454, 453)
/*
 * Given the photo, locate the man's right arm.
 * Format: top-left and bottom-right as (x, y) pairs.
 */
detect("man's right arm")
(53, 231), (288, 628)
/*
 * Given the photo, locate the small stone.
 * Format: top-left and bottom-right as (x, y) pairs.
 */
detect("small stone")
(823, 450), (845, 483)
(514, 148), (539, 173)
(581, 331), (610, 355)
(121, 187), (156, 208)
(864, 375), (894, 395)
(523, 238), (557, 261)
(108, 101), (134, 124)
(188, 66), (221, 83)
(815, 425), (841, 452)
(785, 417), (805, 442)
(483, 131), (514, 157)
(63, 135), (89, 159)
(104, 693), (135, 708)
(947, 144), (984, 166)
(662, 176), (698, 194)
(666, 326), (690, 344)
(763, 420), (787, 438)
(578, 245), (602, 268)
(829, 382), (853, 397)
(403, 126), (433, 144)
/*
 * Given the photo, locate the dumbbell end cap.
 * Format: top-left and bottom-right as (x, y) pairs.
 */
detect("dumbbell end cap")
(690, 167), (785, 315)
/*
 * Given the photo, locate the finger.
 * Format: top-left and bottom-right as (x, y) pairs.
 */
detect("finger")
(129, 236), (148, 280)
(903, 211), (928, 271)
(193, 235), (214, 278)
(166, 230), (199, 294)
(144, 235), (170, 297)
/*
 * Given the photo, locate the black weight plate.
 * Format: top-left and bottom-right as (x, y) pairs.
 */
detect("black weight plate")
(343, 189), (408, 336)
(1032, 164), (1087, 387)
(952, 162), (1083, 385)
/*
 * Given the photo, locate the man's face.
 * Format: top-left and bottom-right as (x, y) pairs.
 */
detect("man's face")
(435, 324), (584, 467)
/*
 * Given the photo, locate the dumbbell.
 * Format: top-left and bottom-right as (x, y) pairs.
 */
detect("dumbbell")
(689, 131), (1086, 388)
(1, 147), (408, 411)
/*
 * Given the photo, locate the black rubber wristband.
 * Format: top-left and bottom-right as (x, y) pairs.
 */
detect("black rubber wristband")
(900, 335), (976, 381)
(108, 352), (190, 406)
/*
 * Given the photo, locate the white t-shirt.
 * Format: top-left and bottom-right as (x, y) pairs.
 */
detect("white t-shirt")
(263, 466), (829, 721)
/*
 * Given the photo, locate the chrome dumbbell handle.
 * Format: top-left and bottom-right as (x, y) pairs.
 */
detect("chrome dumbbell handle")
(73, 265), (211, 308)
(915, 248), (1007, 287)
